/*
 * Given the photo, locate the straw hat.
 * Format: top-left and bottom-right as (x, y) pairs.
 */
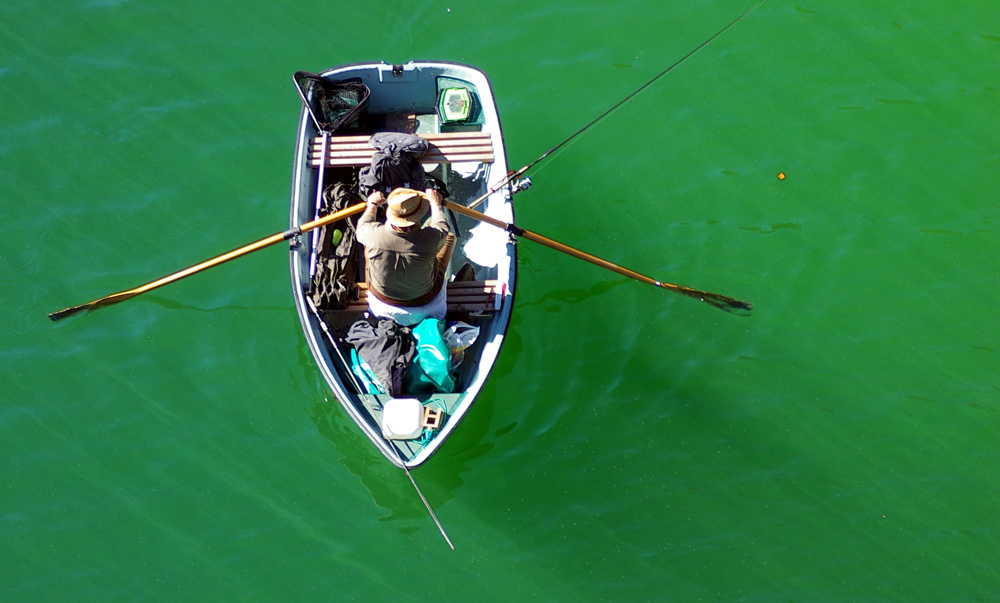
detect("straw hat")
(386, 188), (430, 228)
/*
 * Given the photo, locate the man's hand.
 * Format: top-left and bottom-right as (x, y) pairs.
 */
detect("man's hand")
(425, 188), (443, 206)
(367, 191), (387, 206)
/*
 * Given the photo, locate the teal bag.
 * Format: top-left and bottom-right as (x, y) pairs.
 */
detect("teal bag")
(403, 319), (455, 394)
(350, 348), (385, 395)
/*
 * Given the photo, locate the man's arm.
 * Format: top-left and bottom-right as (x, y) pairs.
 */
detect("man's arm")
(425, 188), (449, 233)
(357, 191), (386, 244)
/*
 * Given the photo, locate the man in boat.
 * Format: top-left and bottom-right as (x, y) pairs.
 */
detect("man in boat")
(356, 187), (455, 326)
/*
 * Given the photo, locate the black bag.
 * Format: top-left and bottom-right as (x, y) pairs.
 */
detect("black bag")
(345, 315), (415, 397)
(358, 132), (430, 196)
(311, 183), (362, 310)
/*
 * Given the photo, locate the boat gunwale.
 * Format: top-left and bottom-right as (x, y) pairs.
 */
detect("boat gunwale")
(289, 61), (514, 468)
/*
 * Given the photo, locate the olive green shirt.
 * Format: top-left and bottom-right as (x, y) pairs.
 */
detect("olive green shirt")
(356, 208), (449, 302)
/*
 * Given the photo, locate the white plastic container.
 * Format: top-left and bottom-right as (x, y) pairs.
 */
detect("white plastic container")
(381, 398), (425, 440)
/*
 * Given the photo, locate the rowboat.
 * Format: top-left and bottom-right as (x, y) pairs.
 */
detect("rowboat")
(47, 18), (756, 550)
(289, 62), (515, 469)
(47, 50), (750, 549)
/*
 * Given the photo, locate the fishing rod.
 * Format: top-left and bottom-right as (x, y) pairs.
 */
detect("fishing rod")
(385, 445), (455, 550)
(469, 0), (768, 207)
(509, 0), (770, 181)
(404, 465), (455, 550)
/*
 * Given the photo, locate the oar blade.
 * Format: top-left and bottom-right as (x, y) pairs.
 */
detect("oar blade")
(701, 292), (754, 315)
(48, 304), (91, 322)
(48, 290), (141, 322)
(667, 284), (753, 315)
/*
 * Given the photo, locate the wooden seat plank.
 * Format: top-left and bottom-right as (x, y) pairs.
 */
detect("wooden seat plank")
(348, 280), (503, 314)
(309, 131), (494, 168)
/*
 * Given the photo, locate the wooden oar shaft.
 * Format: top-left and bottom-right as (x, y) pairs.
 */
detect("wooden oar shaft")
(445, 201), (663, 288)
(48, 202), (366, 321)
(444, 200), (751, 313)
(129, 232), (287, 296)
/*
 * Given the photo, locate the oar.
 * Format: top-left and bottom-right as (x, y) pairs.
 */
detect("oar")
(444, 201), (752, 314)
(48, 203), (367, 322)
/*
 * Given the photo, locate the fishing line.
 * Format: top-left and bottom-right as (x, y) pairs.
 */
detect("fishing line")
(515, 0), (769, 178)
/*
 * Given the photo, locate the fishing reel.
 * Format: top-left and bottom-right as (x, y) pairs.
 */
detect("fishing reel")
(511, 176), (532, 194)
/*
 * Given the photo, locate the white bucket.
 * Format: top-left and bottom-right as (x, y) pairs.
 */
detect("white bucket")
(381, 398), (424, 440)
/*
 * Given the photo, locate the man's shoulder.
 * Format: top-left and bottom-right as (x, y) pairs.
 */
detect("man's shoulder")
(356, 220), (386, 244)
(416, 223), (448, 246)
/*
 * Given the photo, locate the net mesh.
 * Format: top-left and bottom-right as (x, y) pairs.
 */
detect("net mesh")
(294, 71), (370, 134)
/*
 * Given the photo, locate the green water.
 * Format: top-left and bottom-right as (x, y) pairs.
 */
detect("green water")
(4, 1), (999, 600)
